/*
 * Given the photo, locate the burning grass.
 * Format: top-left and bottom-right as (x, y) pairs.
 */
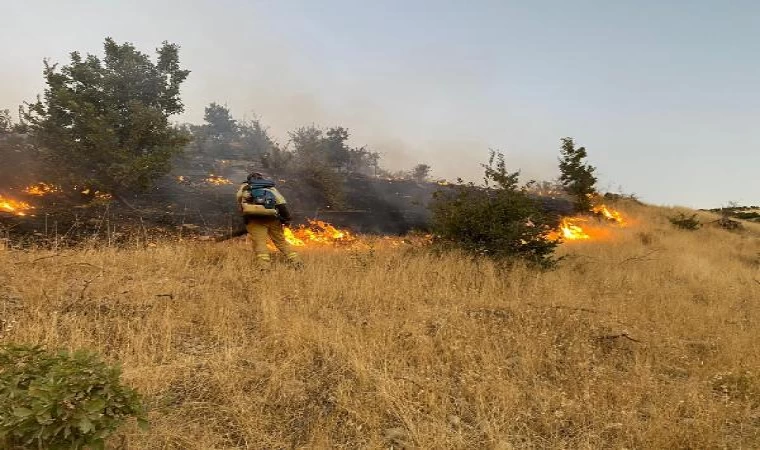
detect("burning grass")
(2, 202), (760, 448)
(284, 220), (357, 247)
(205, 174), (233, 185)
(23, 182), (61, 196)
(0, 194), (34, 216)
(547, 203), (627, 242)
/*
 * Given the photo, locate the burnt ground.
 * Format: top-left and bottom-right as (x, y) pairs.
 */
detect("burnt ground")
(1, 145), (574, 247)
(0, 150), (440, 246)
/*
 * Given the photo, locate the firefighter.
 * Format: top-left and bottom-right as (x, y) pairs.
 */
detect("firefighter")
(236, 172), (301, 265)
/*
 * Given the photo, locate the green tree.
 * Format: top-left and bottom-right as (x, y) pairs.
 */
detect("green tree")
(431, 150), (559, 267)
(558, 137), (597, 210)
(412, 163), (431, 182)
(202, 102), (238, 143)
(23, 37), (191, 195)
(239, 117), (275, 158)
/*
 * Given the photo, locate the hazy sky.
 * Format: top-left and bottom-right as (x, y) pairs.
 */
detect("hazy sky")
(2, 1), (759, 207)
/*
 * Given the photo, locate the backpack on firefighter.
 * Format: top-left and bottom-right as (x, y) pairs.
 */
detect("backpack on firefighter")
(240, 179), (279, 217)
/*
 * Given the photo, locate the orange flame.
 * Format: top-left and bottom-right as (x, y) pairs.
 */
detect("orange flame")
(547, 217), (591, 241)
(283, 220), (356, 247)
(592, 204), (625, 224)
(0, 195), (34, 216)
(206, 174), (233, 185)
(79, 187), (112, 200)
(23, 182), (61, 196)
(549, 204), (626, 242)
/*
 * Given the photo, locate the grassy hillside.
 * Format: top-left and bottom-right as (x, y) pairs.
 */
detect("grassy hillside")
(1, 201), (759, 448)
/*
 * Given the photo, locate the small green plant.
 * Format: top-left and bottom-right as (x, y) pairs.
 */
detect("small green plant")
(669, 213), (701, 230)
(0, 344), (146, 450)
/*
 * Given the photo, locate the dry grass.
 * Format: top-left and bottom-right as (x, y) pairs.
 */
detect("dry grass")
(2, 202), (760, 449)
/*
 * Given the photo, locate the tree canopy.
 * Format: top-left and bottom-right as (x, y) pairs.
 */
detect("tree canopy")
(558, 137), (597, 210)
(24, 37), (191, 193)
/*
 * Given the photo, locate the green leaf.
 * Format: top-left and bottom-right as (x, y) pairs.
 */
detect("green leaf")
(13, 407), (34, 418)
(85, 398), (106, 413)
(78, 417), (94, 434)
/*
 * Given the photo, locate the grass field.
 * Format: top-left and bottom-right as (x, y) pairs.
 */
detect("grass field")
(2, 201), (760, 449)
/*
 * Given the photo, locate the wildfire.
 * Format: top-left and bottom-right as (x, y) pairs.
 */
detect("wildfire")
(23, 182), (61, 196)
(283, 220), (356, 247)
(549, 204), (626, 242)
(592, 204), (625, 224)
(80, 188), (112, 201)
(548, 218), (591, 241)
(206, 174), (233, 185)
(0, 195), (34, 216)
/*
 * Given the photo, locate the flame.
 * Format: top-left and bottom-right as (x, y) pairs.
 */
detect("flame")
(23, 182), (61, 196)
(592, 204), (625, 224)
(206, 174), (233, 185)
(547, 217), (590, 241)
(78, 187), (112, 200)
(94, 191), (112, 201)
(0, 195), (34, 216)
(283, 227), (306, 246)
(283, 220), (356, 247)
(177, 175), (188, 183)
(548, 204), (626, 242)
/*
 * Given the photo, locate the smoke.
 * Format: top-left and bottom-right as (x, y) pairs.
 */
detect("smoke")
(0, 1), (564, 190)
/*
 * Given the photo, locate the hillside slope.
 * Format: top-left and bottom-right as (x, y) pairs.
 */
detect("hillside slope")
(1, 201), (759, 448)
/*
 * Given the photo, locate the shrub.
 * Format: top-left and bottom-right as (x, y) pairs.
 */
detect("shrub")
(558, 137), (597, 211)
(669, 213), (701, 230)
(430, 150), (559, 267)
(0, 345), (146, 450)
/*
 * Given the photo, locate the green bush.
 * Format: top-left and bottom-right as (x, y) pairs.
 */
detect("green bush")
(669, 213), (701, 230)
(430, 151), (560, 267)
(0, 345), (146, 450)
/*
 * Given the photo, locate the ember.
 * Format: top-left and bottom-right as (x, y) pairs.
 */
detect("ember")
(80, 188), (113, 200)
(206, 174), (233, 185)
(0, 195), (34, 216)
(23, 182), (61, 196)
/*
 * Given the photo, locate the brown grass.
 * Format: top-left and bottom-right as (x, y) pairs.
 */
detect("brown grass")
(2, 202), (760, 449)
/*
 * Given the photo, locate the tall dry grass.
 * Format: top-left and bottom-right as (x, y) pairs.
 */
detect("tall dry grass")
(1, 202), (759, 449)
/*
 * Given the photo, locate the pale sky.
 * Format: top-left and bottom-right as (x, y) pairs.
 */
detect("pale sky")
(2, 0), (759, 208)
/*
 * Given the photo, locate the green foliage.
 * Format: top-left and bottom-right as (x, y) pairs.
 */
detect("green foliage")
(0, 344), (146, 450)
(23, 37), (191, 193)
(203, 103), (238, 140)
(734, 211), (760, 221)
(189, 103), (278, 161)
(558, 137), (597, 211)
(669, 213), (701, 230)
(430, 150), (560, 267)
(288, 125), (379, 175)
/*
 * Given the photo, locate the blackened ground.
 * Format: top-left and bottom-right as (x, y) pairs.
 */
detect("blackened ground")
(1, 149), (574, 246)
